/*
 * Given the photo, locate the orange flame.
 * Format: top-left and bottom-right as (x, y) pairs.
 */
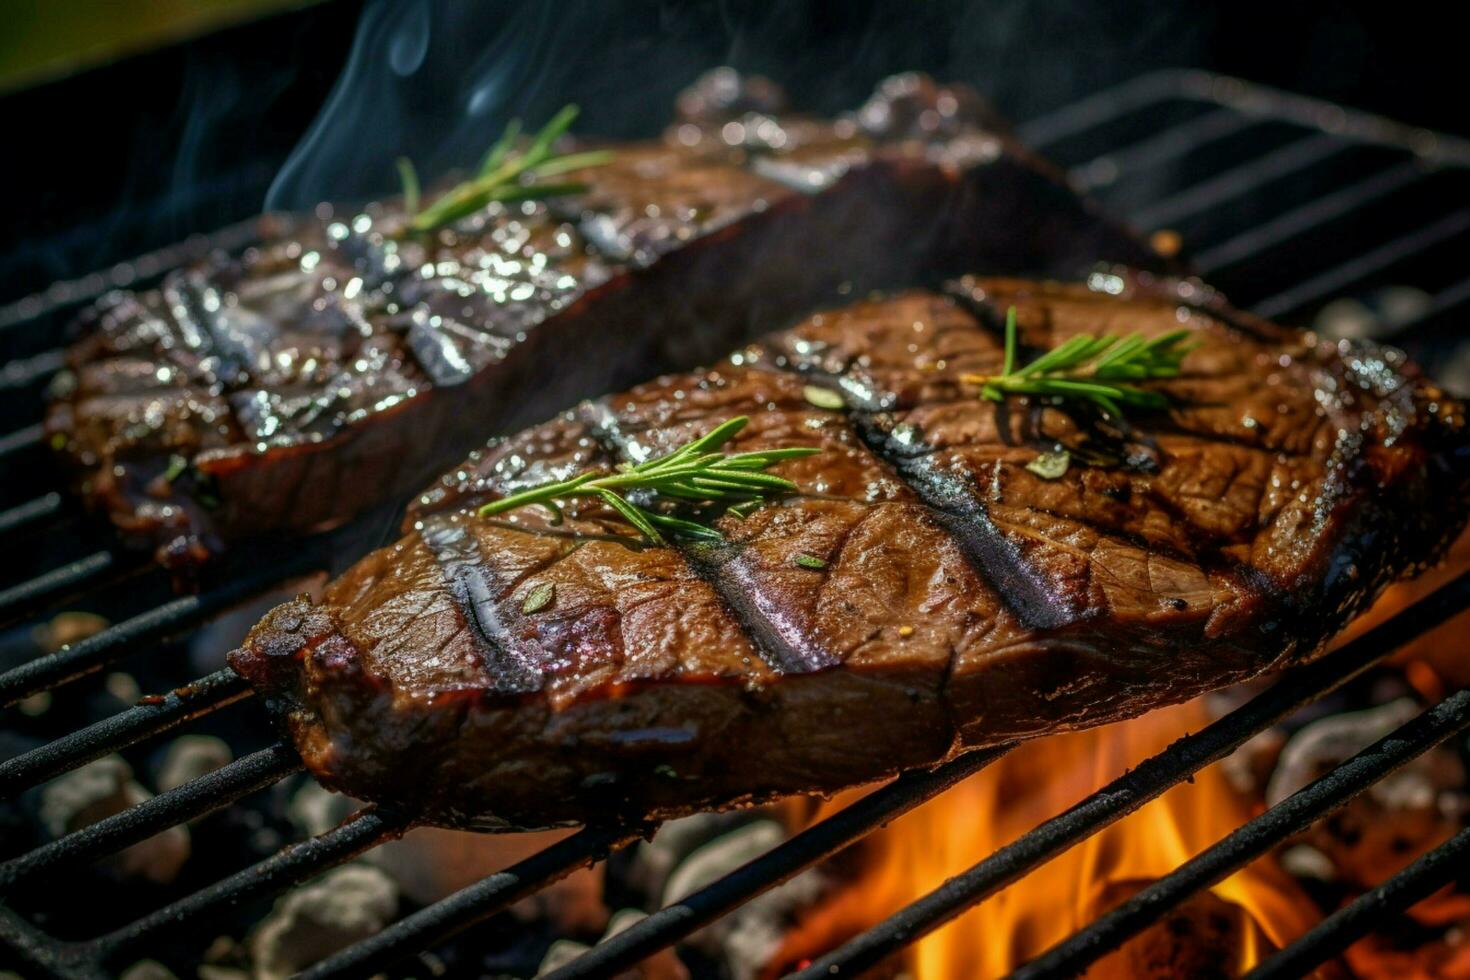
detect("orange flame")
(775, 697), (1321, 979)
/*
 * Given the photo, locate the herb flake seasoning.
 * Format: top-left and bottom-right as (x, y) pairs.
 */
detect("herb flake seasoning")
(802, 385), (846, 411)
(1025, 450), (1071, 480)
(522, 582), (556, 614)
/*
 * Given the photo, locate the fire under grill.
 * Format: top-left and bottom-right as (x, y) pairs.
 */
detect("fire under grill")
(2, 69), (1470, 978)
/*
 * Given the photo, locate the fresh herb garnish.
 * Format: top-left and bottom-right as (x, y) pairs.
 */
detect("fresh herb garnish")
(793, 554), (827, 570)
(477, 416), (819, 546)
(963, 306), (1196, 419)
(396, 104), (612, 235)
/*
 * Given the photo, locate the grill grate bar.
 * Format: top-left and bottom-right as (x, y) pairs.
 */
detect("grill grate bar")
(1023, 69), (1470, 165)
(0, 493), (63, 538)
(0, 217), (264, 334)
(1253, 206), (1470, 319)
(1131, 132), (1347, 231)
(0, 905), (93, 980)
(785, 571), (1470, 979)
(0, 551), (119, 624)
(546, 744), (1015, 980)
(1009, 686), (1470, 979)
(1394, 271), (1470, 337)
(93, 806), (412, 963)
(299, 824), (640, 980)
(1247, 824), (1470, 979)
(0, 554), (320, 707)
(1192, 161), (1427, 274)
(0, 349), (65, 393)
(0, 667), (252, 797)
(0, 423), (43, 460)
(0, 742), (301, 892)
(1070, 106), (1254, 192)
(1019, 70), (1188, 150)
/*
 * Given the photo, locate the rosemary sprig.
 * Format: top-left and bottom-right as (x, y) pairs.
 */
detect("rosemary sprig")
(396, 104), (612, 235)
(477, 416), (819, 545)
(962, 306), (1196, 418)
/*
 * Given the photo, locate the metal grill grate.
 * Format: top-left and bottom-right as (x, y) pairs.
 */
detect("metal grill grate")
(3, 70), (1469, 979)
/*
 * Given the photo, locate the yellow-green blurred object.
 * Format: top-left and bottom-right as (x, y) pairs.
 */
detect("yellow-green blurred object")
(0, 0), (320, 94)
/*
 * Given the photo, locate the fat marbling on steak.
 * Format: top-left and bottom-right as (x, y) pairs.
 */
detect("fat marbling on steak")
(230, 273), (1470, 830)
(45, 70), (1162, 569)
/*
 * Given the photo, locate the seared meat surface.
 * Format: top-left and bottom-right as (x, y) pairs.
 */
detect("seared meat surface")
(230, 274), (1470, 830)
(46, 71), (1159, 569)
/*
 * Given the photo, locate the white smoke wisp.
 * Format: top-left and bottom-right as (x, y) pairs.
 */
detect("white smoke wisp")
(264, 0), (575, 212)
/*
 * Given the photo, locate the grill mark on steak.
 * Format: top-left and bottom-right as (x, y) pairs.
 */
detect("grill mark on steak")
(577, 406), (833, 676)
(419, 516), (540, 694)
(859, 415), (1081, 629)
(761, 295), (1097, 629)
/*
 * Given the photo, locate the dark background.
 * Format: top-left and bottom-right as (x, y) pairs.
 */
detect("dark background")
(0, 0), (1461, 305)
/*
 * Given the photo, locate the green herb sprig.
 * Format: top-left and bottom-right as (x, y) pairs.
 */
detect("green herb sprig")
(477, 416), (819, 545)
(396, 105), (612, 235)
(963, 306), (1196, 418)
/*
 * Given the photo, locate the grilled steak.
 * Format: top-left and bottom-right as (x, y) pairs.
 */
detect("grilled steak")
(230, 273), (1470, 830)
(45, 71), (1161, 569)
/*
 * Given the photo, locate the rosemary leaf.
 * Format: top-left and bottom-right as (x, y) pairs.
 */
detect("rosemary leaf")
(963, 306), (1196, 420)
(395, 157), (420, 218)
(400, 104), (610, 236)
(478, 118), (522, 176)
(478, 416), (819, 544)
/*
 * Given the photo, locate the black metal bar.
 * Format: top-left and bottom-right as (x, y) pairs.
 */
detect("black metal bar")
(1392, 271), (1470, 338)
(1018, 69), (1191, 150)
(1193, 161), (1426, 273)
(786, 570), (1470, 979)
(0, 742), (301, 892)
(0, 216), (264, 333)
(0, 348), (65, 392)
(1131, 132), (1347, 230)
(1247, 824), (1470, 979)
(546, 744), (1014, 980)
(1253, 206), (1470, 319)
(0, 492), (63, 537)
(1009, 687), (1470, 979)
(1071, 106), (1253, 191)
(0, 550), (118, 624)
(0, 554), (317, 706)
(0, 422), (43, 460)
(0, 905), (99, 980)
(94, 807), (412, 963)
(0, 668), (253, 798)
(299, 824), (640, 980)
(1020, 69), (1470, 166)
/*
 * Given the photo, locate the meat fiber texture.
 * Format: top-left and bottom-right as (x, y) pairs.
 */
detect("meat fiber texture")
(45, 70), (1162, 570)
(231, 273), (1470, 830)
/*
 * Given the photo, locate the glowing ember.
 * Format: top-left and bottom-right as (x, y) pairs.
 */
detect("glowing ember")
(772, 697), (1321, 979)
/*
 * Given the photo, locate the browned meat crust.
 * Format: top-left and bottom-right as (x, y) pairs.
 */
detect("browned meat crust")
(229, 273), (1470, 830)
(45, 72), (1161, 569)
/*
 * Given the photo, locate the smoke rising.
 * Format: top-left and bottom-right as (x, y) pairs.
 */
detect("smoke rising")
(265, 0), (1212, 212)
